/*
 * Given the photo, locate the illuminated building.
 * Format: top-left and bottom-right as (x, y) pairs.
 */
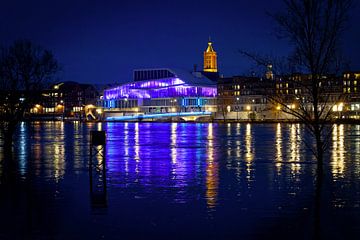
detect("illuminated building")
(216, 76), (273, 120)
(202, 39), (220, 82)
(343, 71), (360, 94)
(100, 68), (217, 119)
(343, 71), (360, 118)
(203, 39), (217, 73)
(30, 81), (99, 119)
(265, 64), (274, 80)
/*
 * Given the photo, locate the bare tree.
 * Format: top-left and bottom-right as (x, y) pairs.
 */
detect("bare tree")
(273, 0), (352, 169)
(240, 1), (352, 237)
(242, 0), (352, 170)
(0, 40), (59, 152)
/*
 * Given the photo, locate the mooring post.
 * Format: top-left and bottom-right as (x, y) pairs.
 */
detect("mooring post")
(89, 130), (107, 207)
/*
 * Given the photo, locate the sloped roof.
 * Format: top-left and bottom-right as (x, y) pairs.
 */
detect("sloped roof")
(205, 41), (215, 53)
(168, 68), (216, 87)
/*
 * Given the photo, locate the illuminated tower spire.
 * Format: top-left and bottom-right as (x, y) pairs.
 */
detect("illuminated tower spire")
(266, 63), (274, 80)
(203, 38), (218, 73)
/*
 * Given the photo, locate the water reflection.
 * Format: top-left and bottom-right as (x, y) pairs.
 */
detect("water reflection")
(134, 122), (140, 162)
(245, 123), (254, 186)
(289, 124), (301, 175)
(332, 124), (345, 180)
(124, 122), (129, 174)
(275, 123), (283, 172)
(2, 122), (360, 239)
(206, 123), (218, 209)
(52, 122), (66, 182)
(18, 122), (28, 177)
(171, 123), (177, 164)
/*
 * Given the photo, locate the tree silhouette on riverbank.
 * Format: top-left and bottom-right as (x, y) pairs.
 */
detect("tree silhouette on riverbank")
(0, 40), (59, 157)
(241, 0), (353, 237)
(273, 0), (352, 238)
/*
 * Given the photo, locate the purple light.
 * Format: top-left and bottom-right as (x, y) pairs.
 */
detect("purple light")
(104, 78), (217, 100)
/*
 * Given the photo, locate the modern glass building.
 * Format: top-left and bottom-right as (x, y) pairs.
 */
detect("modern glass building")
(100, 68), (217, 116)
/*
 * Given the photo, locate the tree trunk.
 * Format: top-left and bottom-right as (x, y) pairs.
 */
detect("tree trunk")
(313, 123), (324, 239)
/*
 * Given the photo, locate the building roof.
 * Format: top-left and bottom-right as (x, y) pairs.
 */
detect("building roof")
(131, 68), (216, 87)
(170, 68), (216, 87)
(103, 68), (217, 99)
(205, 41), (215, 53)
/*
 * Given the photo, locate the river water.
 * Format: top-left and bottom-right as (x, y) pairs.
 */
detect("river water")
(1, 122), (360, 239)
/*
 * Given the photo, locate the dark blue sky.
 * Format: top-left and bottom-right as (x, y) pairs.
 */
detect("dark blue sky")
(1, 0), (360, 84)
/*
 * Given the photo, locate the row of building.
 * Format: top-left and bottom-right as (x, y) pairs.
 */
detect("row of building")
(31, 40), (360, 121)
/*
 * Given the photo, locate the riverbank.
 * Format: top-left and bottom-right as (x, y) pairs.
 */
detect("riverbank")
(24, 117), (360, 124)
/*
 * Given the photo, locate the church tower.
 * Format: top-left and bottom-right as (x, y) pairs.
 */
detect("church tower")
(203, 39), (218, 73)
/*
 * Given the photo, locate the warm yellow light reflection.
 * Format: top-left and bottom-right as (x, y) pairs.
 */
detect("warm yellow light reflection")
(245, 123), (253, 162)
(206, 123), (218, 209)
(53, 122), (65, 182)
(245, 123), (254, 184)
(289, 124), (301, 175)
(332, 124), (345, 179)
(275, 123), (283, 173)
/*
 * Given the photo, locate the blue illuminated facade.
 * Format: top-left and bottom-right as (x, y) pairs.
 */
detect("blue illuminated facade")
(100, 68), (217, 116)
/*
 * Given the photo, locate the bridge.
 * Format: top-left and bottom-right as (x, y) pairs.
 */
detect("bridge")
(105, 111), (213, 121)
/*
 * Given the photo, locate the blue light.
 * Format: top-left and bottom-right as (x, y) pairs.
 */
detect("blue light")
(105, 111), (212, 121)
(182, 98), (186, 106)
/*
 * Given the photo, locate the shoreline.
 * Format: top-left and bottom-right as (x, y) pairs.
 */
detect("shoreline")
(23, 118), (360, 124)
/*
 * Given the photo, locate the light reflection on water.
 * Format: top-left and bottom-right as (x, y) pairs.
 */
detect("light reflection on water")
(332, 124), (345, 179)
(1, 122), (360, 238)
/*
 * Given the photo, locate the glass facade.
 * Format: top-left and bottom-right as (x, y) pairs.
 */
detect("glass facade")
(101, 69), (217, 114)
(104, 77), (217, 100)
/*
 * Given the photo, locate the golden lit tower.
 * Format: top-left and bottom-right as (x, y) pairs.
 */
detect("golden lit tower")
(203, 38), (218, 73)
(266, 64), (274, 80)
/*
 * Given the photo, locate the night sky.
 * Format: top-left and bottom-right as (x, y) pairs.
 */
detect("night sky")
(1, 0), (360, 84)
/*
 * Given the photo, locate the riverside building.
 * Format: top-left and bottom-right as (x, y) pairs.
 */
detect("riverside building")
(99, 40), (219, 121)
(101, 68), (217, 116)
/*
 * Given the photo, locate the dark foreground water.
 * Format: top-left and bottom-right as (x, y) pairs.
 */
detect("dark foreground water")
(1, 122), (360, 239)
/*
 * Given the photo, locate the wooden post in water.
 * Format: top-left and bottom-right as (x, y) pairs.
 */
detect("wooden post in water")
(89, 130), (107, 207)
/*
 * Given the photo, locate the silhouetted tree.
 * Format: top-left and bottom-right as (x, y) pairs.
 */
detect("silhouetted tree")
(242, 0), (352, 168)
(241, 1), (352, 238)
(275, 0), (351, 169)
(0, 40), (59, 153)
